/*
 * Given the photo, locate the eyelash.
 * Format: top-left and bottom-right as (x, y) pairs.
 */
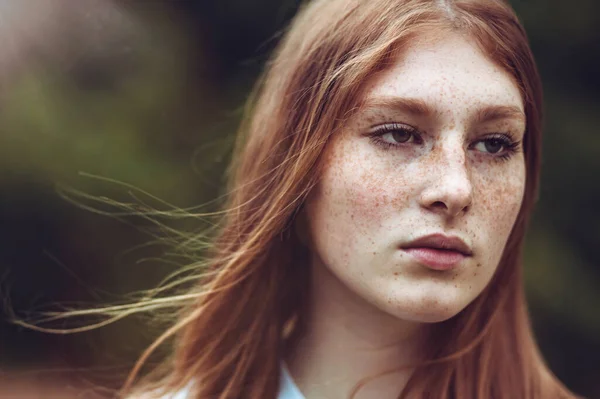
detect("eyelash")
(368, 124), (522, 162)
(369, 123), (422, 149)
(471, 133), (521, 162)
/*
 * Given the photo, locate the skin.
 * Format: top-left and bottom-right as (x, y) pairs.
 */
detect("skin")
(287, 33), (527, 398)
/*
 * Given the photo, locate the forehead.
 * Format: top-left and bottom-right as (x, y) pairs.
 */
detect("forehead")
(363, 33), (524, 114)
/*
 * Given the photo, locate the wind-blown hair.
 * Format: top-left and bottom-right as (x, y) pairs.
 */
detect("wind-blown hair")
(127, 0), (578, 398)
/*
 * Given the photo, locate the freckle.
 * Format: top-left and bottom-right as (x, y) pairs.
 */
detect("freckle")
(454, 284), (457, 288)
(477, 263), (481, 267)
(393, 272), (399, 276)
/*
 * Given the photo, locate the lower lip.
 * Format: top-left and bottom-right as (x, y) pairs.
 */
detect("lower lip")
(403, 247), (467, 271)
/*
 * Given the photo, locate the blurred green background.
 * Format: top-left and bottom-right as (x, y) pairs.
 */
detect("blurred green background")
(0, 0), (598, 397)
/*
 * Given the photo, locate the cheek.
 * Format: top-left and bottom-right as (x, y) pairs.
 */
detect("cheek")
(315, 139), (414, 232)
(474, 164), (525, 256)
(490, 171), (524, 223)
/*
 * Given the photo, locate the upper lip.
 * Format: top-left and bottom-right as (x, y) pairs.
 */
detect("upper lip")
(401, 234), (473, 256)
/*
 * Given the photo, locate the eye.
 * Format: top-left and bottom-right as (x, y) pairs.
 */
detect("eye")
(385, 129), (413, 144)
(370, 123), (421, 148)
(474, 137), (506, 154)
(471, 133), (521, 160)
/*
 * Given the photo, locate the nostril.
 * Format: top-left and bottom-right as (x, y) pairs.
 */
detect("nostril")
(431, 201), (448, 210)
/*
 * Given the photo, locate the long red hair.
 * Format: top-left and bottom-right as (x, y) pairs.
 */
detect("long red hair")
(126, 0), (578, 397)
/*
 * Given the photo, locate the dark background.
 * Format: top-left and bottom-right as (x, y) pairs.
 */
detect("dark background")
(0, 0), (598, 397)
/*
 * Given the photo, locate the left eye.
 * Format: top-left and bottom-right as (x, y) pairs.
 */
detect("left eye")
(473, 137), (509, 154)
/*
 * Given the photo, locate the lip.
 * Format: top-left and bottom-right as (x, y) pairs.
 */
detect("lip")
(400, 234), (473, 271)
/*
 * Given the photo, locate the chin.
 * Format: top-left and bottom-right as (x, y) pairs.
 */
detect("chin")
(385, 293), (471, 324)
(410, 310), (461, 324)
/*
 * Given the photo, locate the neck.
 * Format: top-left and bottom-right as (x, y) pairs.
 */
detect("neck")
(285, 257), (429, 399)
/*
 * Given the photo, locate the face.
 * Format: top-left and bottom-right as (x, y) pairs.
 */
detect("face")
(304, 34), (526, 323)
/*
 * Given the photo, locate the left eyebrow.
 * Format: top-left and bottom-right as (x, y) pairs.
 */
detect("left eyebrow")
(474, 105), (525, 124)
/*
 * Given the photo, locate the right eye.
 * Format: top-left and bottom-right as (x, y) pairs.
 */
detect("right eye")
(370, 123), (421, 149)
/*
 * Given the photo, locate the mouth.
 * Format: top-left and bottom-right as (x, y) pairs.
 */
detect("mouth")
(400, 234), (473, 271)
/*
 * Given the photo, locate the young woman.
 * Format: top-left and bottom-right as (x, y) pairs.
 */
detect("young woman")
(127, 0), (580, 398)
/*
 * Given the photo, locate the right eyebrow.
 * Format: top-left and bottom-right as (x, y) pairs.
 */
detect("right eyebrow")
(358, 96), (435, 118)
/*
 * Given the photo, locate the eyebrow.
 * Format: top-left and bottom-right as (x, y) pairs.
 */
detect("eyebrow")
(474, 105), (525, 124)
(359, 96), (526, 124)
(360, 96), (434, 117)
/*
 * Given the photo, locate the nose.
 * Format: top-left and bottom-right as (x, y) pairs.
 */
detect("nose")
(418, 143), (473, 218)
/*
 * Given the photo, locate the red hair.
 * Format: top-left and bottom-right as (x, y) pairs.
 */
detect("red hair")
(126, 1), (578, 397)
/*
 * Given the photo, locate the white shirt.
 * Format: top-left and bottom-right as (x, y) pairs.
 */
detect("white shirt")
(278, 364), (305, 399)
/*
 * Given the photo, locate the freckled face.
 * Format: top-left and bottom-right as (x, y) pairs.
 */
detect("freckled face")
(304, 34), (526, 322)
